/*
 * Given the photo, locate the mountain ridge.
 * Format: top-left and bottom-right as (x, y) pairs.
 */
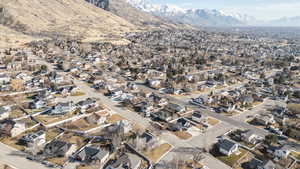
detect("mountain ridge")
(0, 0), (138, 45)
(126, 0), (300, 27)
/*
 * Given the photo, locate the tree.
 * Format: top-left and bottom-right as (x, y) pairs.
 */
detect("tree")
(40, 65), (48, 71)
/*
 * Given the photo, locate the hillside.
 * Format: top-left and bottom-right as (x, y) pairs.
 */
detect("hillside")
(0, 0), (137, 44)
(0, 25), (41, 48)
(109, 0), (181, 30)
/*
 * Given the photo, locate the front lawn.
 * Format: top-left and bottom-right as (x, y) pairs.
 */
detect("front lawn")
(46, 128), (64, 142)
(144, 143), (172, 163)
(107, 114), (125, 123)
(0, 137), (25, 151)
(211, 146), (248, 167)
(62, 118), (98, 131)
(207, 117), (219, 126)
(291, 151), (300, 161)
(173, 131), (192, 140)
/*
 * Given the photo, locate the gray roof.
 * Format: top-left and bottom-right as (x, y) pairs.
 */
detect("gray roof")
(0, 107), (8, 114)
(78, 146), (109, 162)
(262, 160), (276, 169)
(21, 130), (44, 142)
(44, 140), (72, 157)
(218, 139), (237, 152)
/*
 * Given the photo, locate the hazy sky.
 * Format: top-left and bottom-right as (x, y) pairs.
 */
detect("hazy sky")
(151, 0), (300, 20)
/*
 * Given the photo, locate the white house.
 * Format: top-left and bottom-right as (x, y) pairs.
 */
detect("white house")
(0, 73), (10, 84)
(218, 139), (239, 156)
(118, 120), (132, 134)
(0, 106), (10, 120)
(11, 121), (26, 137)
(20, 130), (46, 147)
(241, 130), (258, 144)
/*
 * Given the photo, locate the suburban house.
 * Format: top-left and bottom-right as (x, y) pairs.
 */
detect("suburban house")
(155, 111), (173, 122)
(0, 106), (10, 120)
(218, 139), (239, 156)
(267, 145), (291, 159)
(241, 130), (258, 144)
(254, 114), (276, 126)
(258, 160), (276, 169)
(117, 120), (132, 134)
(0, 119), (26, 137)
(19, 130), (46, 147)
(44, 140), (77, 158)
(31, 100), (46, 109)
(139, 102), (155, 117)
(106, 153), (141, 169)
(85, 113), (107, 125)
(146, 79), (162, 89)
(0, 73), (10, 84)
(106, 120), (133, 135)
(176, 118), (191, 129)
(137, 132), (158, 150)
(76, 98), (97, 111)
(50, 102), (75, 115)
(191, 112), (207, 124)
(76, 146), (109, 165)
(164, 103), (186, 114)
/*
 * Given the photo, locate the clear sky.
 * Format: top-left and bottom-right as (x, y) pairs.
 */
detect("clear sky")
(151, 0), (300, 20)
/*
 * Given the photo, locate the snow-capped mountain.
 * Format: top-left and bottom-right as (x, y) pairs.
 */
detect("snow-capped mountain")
(126, 0), (254, 26)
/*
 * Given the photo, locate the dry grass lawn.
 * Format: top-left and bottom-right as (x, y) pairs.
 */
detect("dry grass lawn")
(291, 151), (300, 161)
(107, 114), (125, 123)
(36, 110), (79, 125)
(0, 137), (25, 151)
(288, 104), (300, 114)
(173, 131), (192, 140)
(207, 117), (219, 126)
(144, 143), (172, 163)
(47, 157), (67, 166)
(62, 118), (98, 131)
(46, 128), (63, 142)
(60, 133), (86, 147)
(9, 109), (26, 119)
(71, 91), (86, 97)
(252, 101), (263, 106)
(216, 148), (248, 167)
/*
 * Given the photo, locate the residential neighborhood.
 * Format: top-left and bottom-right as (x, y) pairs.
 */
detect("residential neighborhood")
(0, 28), (299, 169)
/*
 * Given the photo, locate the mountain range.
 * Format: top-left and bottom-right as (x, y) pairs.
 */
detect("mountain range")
(126, 0), (300, 27)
